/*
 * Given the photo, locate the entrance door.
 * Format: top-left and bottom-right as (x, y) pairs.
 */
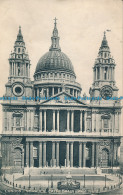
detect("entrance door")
(101, 148), (109, 167)
(14, 148), (22, 167)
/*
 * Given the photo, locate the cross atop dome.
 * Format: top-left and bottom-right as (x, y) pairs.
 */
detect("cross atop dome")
(49, 18), (61, 51)
(54, 17), (58, 27)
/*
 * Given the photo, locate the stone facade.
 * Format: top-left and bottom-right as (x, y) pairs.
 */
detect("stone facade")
(1, 20), (122, 172)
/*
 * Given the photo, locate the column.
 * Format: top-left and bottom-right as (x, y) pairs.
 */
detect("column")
(99, 67), (101, 80)
(14, 63), (16, 76)
(94, 112), (96, 131)
(95, 68), (97, 80)
(26, 142), (29, 167)
(79, 142), (82, 167)
(9, 112), (12, 131)
(70, 142), (73, 167)
(84, 111), (87, 132)
(57, 110), (59, 132)
(22, 151), (24, 168)
(66, 142), (69, 167)
(113, 113), (115, 134)
(28, 64), (30, 78)
(91, 142), (95, 167)
(30, 110), (34, 131)
(39, 142), (42, 167)
(23, 64), (25, 77)
(58, 87), (60, 93)
(67, 110), (70, 132)
(43, 142), (46, 167)
(30, 142), (33, 167)
(75, 90), (77, 97)
(39, 110), (42, 132)
(101, 118), (103, 132)
(44, 110), (46, 132)
(71, 111), (74, 132)
(9, 62), (11, 76)
(52, 87), (54, 96)
(96, 143), (99, 167)
(37, 88), (40, 98)
(52, 142), (55, 167)
(80, 111), (83, 132)
(11, 62), (13, 75)
(119, 112), (121, 134)
(53, 110), (55, 131)
(27, 110), (30, 131)
(56, 142), (59, 167)
(113, 68), (115, 81)
(14, 117), (16, 131)
(115, 112), (118, 131)
(91, 112), (95, 132)
(47, 88), (49, 97)
(83, 142), (86, 167)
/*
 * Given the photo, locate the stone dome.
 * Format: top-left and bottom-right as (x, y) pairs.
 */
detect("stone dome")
(35, 50), (75, 75)
(34, 19), (75, 77)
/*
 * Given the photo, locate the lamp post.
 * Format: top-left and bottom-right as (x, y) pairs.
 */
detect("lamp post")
(51, 174), (53, 188)
(13, 174), (14, 188)
(29, 172), (31, 189)
(93, 180), (94, 191)
(83, 174), (85, 188)
(105, 175), (106, 188)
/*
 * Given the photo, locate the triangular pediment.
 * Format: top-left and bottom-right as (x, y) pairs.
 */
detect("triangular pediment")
(39, 92), (87, 106)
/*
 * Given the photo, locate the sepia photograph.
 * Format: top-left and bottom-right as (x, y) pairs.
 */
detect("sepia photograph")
(0, 0), (123, 194)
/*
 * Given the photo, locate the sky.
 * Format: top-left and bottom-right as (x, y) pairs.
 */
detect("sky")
(0, 0), (122, 133)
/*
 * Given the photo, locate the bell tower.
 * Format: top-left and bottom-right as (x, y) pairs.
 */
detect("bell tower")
(9, 26), (30, 81)
(5, 26), (32, 98)
(89, 32), (119, 104)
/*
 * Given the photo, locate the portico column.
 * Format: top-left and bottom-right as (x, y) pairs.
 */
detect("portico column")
(75, 90), (77, 97)
(91, 142), (95, 167)
(39, 110), (42, 132)
(101, 119), (103, 132)
(52, 142), (55, 167)
(83, 142), (86, 167)
(44, 110), (46, 132)
(37, 88), (40, 97)
(57, 110), (59, 132)
(80, 111), (83, 132)
(70, 142), (73, 167)
(26, 142), (29, 167)
(56, 142), (59, 167)
(47, 88), (49, 98)
(67, 110), (70, 132)
(39, 142), (42, 167)
(53, 110), (55, 131)
(30, 110), (34, 131)
(43, 142), (46, 167)
(71, 111), (74, 132)
(96, 142), (99, 167)
(58, 88), (60, 93)
(52, 87), (54, 96)
(66, 142), (69, 167)
(30, 141), (33, 167)
(92, 112), (95, 132)
(84, 111), (87, 132)
(79, 142), (82, 167)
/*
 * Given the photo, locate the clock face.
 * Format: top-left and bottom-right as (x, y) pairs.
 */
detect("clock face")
(12, 83), (24, 97)
(100, 85), (113, 100)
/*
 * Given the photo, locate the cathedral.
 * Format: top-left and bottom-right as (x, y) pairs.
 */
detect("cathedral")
(1, 19), (122, 173)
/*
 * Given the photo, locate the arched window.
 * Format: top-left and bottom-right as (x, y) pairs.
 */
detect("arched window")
(18, 48), (20, 53)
